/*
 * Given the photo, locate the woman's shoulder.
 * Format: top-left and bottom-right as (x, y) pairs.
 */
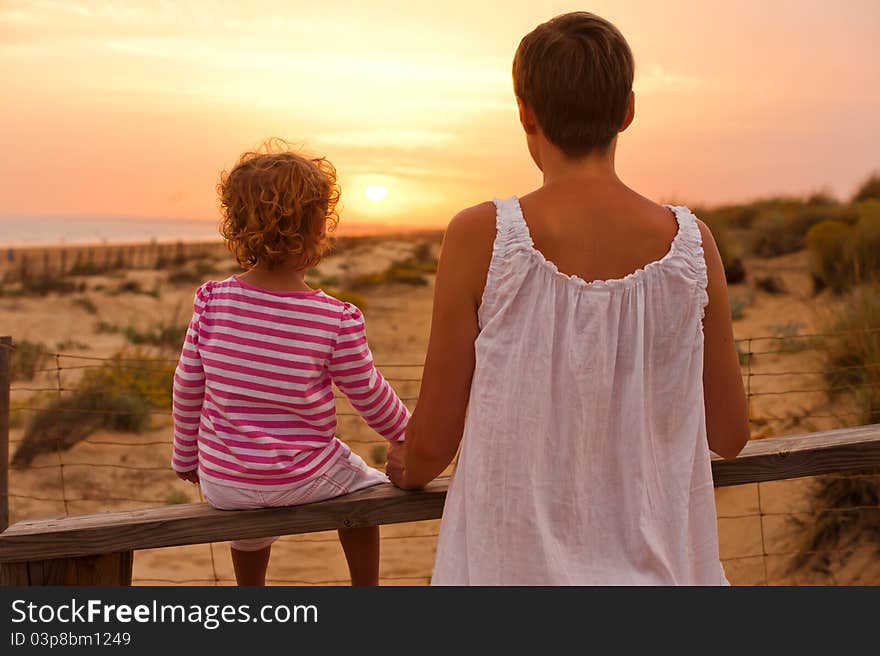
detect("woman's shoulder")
(446, 201), (497, 239)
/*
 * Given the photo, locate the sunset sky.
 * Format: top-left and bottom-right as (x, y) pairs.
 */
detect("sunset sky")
(1, 0), (878, 230)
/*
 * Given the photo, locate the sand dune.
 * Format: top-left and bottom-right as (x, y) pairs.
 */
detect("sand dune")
(3, 239), (877, 585)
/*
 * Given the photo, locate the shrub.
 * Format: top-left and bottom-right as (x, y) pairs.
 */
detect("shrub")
(10, 340), (49, 381)
(791, 472), (880, 577)
(124, 321), (187, 351)
(755, 275), (786, 294)
(806, 206), (880, 294)
(806, 190), (837, 206)
(56, 339), (89, 351)
(413, 241), (433, 261)
(384, 263), (428, 286)
(410, 241), (439, 271)
(699, 203), (760, 231)
(95, 320), (120, 334)
(853, 173), (880, 203)
(72, 297), (98, 314)
(69, 260), (104, 276)
(789, 285), (880, 577)
(702, 196), (832, 231)
(81, 350), (176, 408)
(195, 261), (218, 277)
(160, 252), (189, 268)
(370, 444), (388, 466)
(822, 285), (880, 424)
(8, 403), (24, 429)
(751, 204), (857, 257)
(11, 386), (151, 467)
(852, 201), (880, 282)
(767, 321), (807, 353)
(10, 348), (172, 467)
(21, 276), (79, 296)
(350, 271), (385, 290)
(165, 490), (191, 505)
(10, 349), (172, 466)
(806, 220), (853, 294)
(108, 279), (161, 298)
(751, 210), (809, 257)
(349, 256), (434, 291)
(166, 269), (202, 285)
(112, 280), (144, 295)
(729, 293), (750, 321)
(698, 214), (745, 284)
(722, 255), (746, 285)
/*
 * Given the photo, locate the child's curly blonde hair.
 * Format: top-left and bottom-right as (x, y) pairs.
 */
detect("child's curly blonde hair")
(218, 140), (340, 270)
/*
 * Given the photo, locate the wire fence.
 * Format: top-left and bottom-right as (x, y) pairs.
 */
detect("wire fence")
(2, 328), (879, 586)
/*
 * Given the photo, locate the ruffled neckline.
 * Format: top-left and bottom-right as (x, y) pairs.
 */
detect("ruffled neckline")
(505, 196), (693, 292)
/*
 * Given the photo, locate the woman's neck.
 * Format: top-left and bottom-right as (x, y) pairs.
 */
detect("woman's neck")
(237, 262), (312, 292)
(539, 142), (620, 188)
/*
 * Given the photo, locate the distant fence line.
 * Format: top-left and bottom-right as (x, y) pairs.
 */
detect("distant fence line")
(0, 240), (227, 283)
(0, 229), (447, 285)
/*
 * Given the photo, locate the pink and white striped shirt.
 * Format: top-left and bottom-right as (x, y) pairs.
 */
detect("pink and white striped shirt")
(171, 276), (410, 490)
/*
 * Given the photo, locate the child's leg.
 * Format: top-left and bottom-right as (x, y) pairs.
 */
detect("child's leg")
(229, 539), (274, 585)
(231, 544), (272, 586)
(338, 526), (380, 586)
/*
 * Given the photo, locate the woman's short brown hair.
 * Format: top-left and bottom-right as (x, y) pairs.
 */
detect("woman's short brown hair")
(218, 139), (340, 271)
(513, 12), (634, 159)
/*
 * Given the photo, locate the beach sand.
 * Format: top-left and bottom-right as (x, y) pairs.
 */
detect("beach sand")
(3, 239), (877, 585)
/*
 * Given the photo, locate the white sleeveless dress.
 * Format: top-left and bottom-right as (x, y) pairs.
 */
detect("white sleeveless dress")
(431, 196), (728, 585)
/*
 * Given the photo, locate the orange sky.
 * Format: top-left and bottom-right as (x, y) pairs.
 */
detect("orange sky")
(1, 0), (878, 228)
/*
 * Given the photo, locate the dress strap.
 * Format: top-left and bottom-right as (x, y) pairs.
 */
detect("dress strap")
(492, 196), (534, 254)
(668, 205), (709, 317)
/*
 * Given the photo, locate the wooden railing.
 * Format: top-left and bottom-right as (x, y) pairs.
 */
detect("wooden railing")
(1, 424), (879, 585)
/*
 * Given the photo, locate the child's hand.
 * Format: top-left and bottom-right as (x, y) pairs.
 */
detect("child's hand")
(175, 469), (200, 485)
(386, 441), (422, 490)
(385, 441), (406, 485)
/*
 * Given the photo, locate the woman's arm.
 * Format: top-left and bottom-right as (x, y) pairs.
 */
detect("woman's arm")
(699, 220), (750, 459)
(387, 203), (496, 489)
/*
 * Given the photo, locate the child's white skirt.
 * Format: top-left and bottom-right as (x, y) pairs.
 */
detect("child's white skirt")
(200, 450), (388, 551)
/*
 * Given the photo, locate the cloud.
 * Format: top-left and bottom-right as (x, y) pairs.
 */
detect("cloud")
(315, 128), (454, 149)
(634, 65), (705, 94)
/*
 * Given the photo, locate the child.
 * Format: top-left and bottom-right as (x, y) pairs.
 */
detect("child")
(171, 143), (410, 586)
(386, 12), (750, 584)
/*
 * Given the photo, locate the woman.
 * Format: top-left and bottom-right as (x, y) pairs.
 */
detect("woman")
(385, 12), (748, 585)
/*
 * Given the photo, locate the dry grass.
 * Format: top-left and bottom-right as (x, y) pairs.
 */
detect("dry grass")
(11, 351), (174, 467)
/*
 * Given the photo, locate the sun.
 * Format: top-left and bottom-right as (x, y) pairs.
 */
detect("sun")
(365, 185), (388, 202)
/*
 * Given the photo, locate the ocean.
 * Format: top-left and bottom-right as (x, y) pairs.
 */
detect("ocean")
(0, 215), (222, 247)
(0, 215), (420, 248)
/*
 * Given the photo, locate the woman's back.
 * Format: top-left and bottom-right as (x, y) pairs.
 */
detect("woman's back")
(431, 195), (728, 585)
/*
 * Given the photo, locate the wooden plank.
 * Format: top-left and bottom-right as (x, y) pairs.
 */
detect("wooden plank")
(28, 557), (70, 585)
(0, 479), (449, 562)
(711, 423), (880, 487)
(5, 552), (133, 585)
(0, 336), (9, 533)
(0, 424), (878, 563)
(73, 551), (133, 585)
(0, 562), (29, 585)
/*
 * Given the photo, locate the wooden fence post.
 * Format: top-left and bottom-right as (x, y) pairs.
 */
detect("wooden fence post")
(0, 336), (11, 533)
